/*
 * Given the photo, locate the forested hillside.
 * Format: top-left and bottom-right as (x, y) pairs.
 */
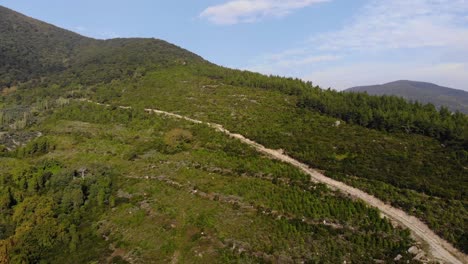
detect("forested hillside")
(346, 80), (468, 114)
(0, 5), (204, 89)
(0, 5), (467, 263)
(0, 6), (92, 88)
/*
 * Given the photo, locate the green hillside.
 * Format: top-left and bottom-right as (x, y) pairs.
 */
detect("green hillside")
(0, 5), (467, 263)
(346, 80), (468, 114)
(0, 5), (204, 89)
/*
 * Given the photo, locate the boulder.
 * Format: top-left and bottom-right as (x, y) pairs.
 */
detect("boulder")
(407, 246), (420, 255)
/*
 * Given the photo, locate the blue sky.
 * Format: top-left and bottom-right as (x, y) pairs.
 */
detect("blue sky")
(2, 0), (468, 90)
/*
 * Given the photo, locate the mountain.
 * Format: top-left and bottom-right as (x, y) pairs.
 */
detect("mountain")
(0, 5), (204, 88)
(0, 5), (467, 263)
(0, 5), (92, 87)
(346, 80), (468, 114)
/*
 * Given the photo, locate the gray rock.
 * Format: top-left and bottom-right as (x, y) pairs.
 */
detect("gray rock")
(407, 246), (420, 255)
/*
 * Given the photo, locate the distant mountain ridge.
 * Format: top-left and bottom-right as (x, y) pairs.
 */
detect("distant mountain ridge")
(346, 80), (468, 114)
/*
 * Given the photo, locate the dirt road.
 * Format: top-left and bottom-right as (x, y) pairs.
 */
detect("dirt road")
(142, 107), (466, 264)
(80, 100), (466, 263)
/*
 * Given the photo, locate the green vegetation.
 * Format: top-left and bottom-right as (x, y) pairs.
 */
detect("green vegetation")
(0, 4), (467, 262)
(346, 80), (468, 114)
(0, 103), (416, 263)
(0, 5), (204, 89)
(93, 66), (467, 252)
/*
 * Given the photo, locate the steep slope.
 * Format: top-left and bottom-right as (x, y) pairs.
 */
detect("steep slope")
(0, 5), (205, 88)
(0, 5), (92, 87)
(112, 100), (466, 264)
(346, 80), (468, 114)
(0, 5), (467, 263)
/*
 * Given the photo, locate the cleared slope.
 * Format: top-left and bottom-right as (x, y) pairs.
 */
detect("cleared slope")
(87, 99), (467, 264)
(145, 104), (467, 264)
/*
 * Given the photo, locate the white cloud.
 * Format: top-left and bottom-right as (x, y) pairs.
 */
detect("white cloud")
(244, 0), (468, 90)
(200, 0), (329, 25)
(313, 0), (468, 51)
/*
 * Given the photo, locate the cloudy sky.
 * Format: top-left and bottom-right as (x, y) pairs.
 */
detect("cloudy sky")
(3, 0), (468, 90)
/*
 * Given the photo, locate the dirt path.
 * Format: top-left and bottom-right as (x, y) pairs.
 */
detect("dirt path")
(141, 107), (466, 264)
(80, 100), (466, 263)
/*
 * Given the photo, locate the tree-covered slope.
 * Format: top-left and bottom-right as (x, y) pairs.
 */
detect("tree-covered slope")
(0, 5), (205, 88)
(346, 80), (468, 114)
(0, 5), (92, 87)
(0, 5), (467, 262)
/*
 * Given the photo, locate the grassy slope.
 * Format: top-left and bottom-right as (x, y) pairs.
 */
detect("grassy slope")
(93, 66), (467, 252)
(1, 102), (417, 263)
(2, 62), (466, 255)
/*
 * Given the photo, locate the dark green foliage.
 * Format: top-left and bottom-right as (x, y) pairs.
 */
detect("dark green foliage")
(346, 80), (468, 114)
(201, 66), (467, 144)
(0, 157), (116, 263)
(0, 6), (91, 88)
(14, 136), (54, 158)
(297, 89), (467, 143)
(0, 5), (205, 89)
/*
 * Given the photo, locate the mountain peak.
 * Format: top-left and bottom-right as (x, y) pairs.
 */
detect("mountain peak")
(0, 4), (205, 88)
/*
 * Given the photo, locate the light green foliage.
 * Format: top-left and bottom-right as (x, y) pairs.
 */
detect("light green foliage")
(0, 103), (417, 263)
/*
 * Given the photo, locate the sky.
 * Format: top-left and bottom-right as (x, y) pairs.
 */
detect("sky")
(2, 0), (468, 91)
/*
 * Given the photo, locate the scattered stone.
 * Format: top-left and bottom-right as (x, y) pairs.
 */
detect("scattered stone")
(413, 252), (426, 261)
(407, 246), (420, 255)
(394, 254), (403, 261)
(78, 167), (87, 179)
(117, 190), (133, 199)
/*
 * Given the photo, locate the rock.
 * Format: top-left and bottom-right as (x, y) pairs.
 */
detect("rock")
(394, 254), (403, 261)
(335, 121), (341, 127)
(117, 190), (133, 199)
(407, 246), (420, 255)
(413, 252), (426, 261)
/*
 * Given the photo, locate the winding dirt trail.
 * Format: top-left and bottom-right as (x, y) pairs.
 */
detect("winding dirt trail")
(80, 99), (466, 263)
(142, 108), (466, 264)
